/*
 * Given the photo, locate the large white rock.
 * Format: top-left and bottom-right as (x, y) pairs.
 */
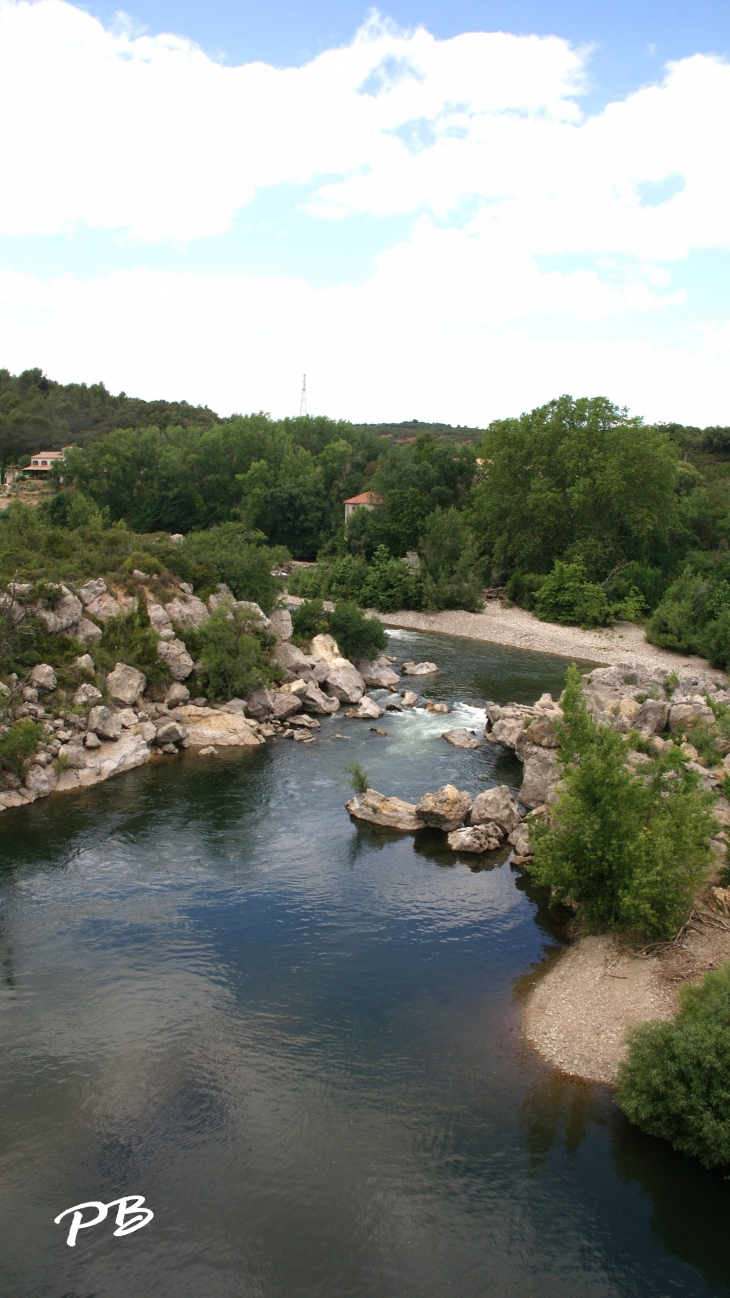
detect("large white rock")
(274, 642), (311, 675)
(311, 633), (341, 663)
(54, 731), (151, 791)
(73, 683), (102, 707)
(357, 659), (400, 689)
(346, 695), (382, 719)
(25, 763), (58, 798)
(324, 660), (366, 704)
(73, 617), (103, 645)
(166, 594), (210, 629)
(175, 705), (263, 747)
(29, 663), (57, 692)
(106, 661), (146, 706)
(86, 592), (124, 622)
(157, 638), (194, 681)
(301, 682), (340, 715)
(147, 602), (173, 634)
(519, 744), (560, 809)
(35, 590), (83, 633)
(77, 578), (107, 606)
(447, 824), (504, 854)
(87, 706), (122, 740)
(469, 785), (522, 832)
(416, 785), (472, 831)
(345, 789), (422, 833)
(269, 609), (293, 642)
(442, 728), (482, 749)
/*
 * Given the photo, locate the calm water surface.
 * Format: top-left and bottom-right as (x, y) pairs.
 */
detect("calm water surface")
(1, 630), (729, 1298)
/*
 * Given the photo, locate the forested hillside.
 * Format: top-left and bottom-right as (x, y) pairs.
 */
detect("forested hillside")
(1, 368), (729, 669)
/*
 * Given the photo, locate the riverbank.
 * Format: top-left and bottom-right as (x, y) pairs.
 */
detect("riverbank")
(380, 601), (714, 673)
(523, 908), (730, 1086)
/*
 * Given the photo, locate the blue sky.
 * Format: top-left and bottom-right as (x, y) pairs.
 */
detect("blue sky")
(0, 0), (728, 424)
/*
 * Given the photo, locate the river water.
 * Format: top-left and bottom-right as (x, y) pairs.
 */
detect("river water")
(1, 630), (729, 1298)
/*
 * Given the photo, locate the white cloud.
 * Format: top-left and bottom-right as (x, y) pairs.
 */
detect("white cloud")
(0, 2), (728, 423)
(0, 264), (728, 426)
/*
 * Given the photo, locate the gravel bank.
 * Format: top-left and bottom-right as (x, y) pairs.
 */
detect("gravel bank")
(380, 602), (713, 673)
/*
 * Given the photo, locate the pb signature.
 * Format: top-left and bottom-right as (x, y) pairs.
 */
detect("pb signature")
(54, 1196), (154, 1247)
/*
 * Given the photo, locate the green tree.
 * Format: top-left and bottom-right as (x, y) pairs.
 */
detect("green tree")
(617, 963), (730, 1169)
(529, 665), (715, 937)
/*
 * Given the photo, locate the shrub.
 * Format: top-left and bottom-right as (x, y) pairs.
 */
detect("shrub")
(616, 963), (730, 1169)
(96, 600), (170, 685)
(328, 602), (387, 662)
(123, 551), (163, 576)
(533, 561), (612, 627)
(292, 599), (330, 642)
(344, 761), (369, 795)
(0, 719), (44, 776)
(529, 665), (716, 938)
(191, 607), (278, 701)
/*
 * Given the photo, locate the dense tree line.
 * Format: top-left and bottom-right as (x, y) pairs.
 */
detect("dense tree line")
(3, 367), (729, 664)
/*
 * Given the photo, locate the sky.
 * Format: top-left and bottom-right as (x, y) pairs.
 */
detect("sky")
(0, 0), (729, 426)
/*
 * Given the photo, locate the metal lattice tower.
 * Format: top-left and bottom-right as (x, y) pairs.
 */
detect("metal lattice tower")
(299, 374), (307, 417)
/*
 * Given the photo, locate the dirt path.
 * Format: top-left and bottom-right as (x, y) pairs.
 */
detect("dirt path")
(380, 602), (713, 673)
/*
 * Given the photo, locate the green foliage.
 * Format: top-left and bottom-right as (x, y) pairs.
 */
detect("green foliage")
(96, 601), (170, 686)
(0, 719), (44, 776)
(616, 963), (730, 1169)
(122, 550), (163, 576)
(529, 665), (716, 938)
(470, 396), (688, 583)
(185, 608), (277, 701)
(178, 524), (287, 611)
(646, 551), (730, 670)
(327, 602), (387, 662)
(344, 761), (370, 795)
(533, 561), (612, 627)
(292, 599), (330, 642)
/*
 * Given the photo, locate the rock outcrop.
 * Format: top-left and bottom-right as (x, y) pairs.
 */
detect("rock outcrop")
(324, 660), (366, 704)
(469, 785), (521, 833)
(345, 789), (422, 833)
(106, 662), (146, 706)
(416, 784), (471, 831)
(175, 705), (263, 747)
(157, 637), (194, 680)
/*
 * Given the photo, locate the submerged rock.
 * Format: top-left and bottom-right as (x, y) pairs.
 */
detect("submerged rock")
(345, 789), (422, 833)
(442, 728), (482, 750)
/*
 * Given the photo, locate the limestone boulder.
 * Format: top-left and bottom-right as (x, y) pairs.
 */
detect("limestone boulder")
(58, 743), (88, 769)
(73, 617), (103, 645)
(345, 789), (422, 833)
(301, 682), (340, 715)
(416, 784), (471, 831)
(274, 642), (312, 676)
(401, 691), (419, 708)
(157, 638), (194, 681)
(166, 594), (209, 629)
(345, 696), (382, 720)
(54, 731), (151, 792)
(632, 698), (670, 735)
(519, 744), (560, 809)
(75, 653), (95, 671)
(29, 663), (57, 692)
(469, 785), (521, 833)
(148, 602), (173, 635)
(116, 708), (139, 728)
(175, 705), (263, 747)
(311, 633), (341, 663)
(279, 678), (309, 698)
(669, 701), (716, 734)
(357, 660), (401, 690)
(106, 661), (146, 706)
(402, 661), (439, 676)
(442, 728), (482, 750)
(507, 822), (533, 860)
(25, 764), (58, 798)
(246, 688), (275, 721)
(85, 592), (124, 622)
(165, 683), (190, 706)
(73, 683), (102, 708)
(269, 609), (293, 642)
(35, 590), (83, 633)
(447, 824), (504, 854)
(271, 692), (303, 721)
(325, 660), (366, 704)
(77, 578), (107, 606)
(155, 719), (187, 746)
(87, 705), (123, 740)
(525, 713), (559, 748)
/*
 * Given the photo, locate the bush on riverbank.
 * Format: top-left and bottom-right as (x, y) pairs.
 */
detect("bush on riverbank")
(292, 599), (387, 662)
(646, 551), (730, 672)
(0, 718), (45, 778)
(180, 607), (279, 701)
(528, 665), (716, 938)
(616, 962), (730, 1169)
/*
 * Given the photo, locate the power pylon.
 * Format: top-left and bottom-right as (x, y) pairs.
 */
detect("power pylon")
(299, 374), (307, 417)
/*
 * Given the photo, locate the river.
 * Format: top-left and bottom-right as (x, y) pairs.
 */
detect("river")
(1, 630), (729, 1298)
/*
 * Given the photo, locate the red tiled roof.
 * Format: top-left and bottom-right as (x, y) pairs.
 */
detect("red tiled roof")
(344, 491), (383, 505)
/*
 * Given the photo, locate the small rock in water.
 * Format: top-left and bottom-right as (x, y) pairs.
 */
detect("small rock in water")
(425, 701), (450, 713)
(442, 728), (482, 750)
(402, 661), (439, 676)
(447, 824), (504, 854)
(400, 691), (419, 708)
(198, 745), (218, 756)
(345, 696), (383, 720)
(369, 727), (389, 737)
(416, 784), (472, 831)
